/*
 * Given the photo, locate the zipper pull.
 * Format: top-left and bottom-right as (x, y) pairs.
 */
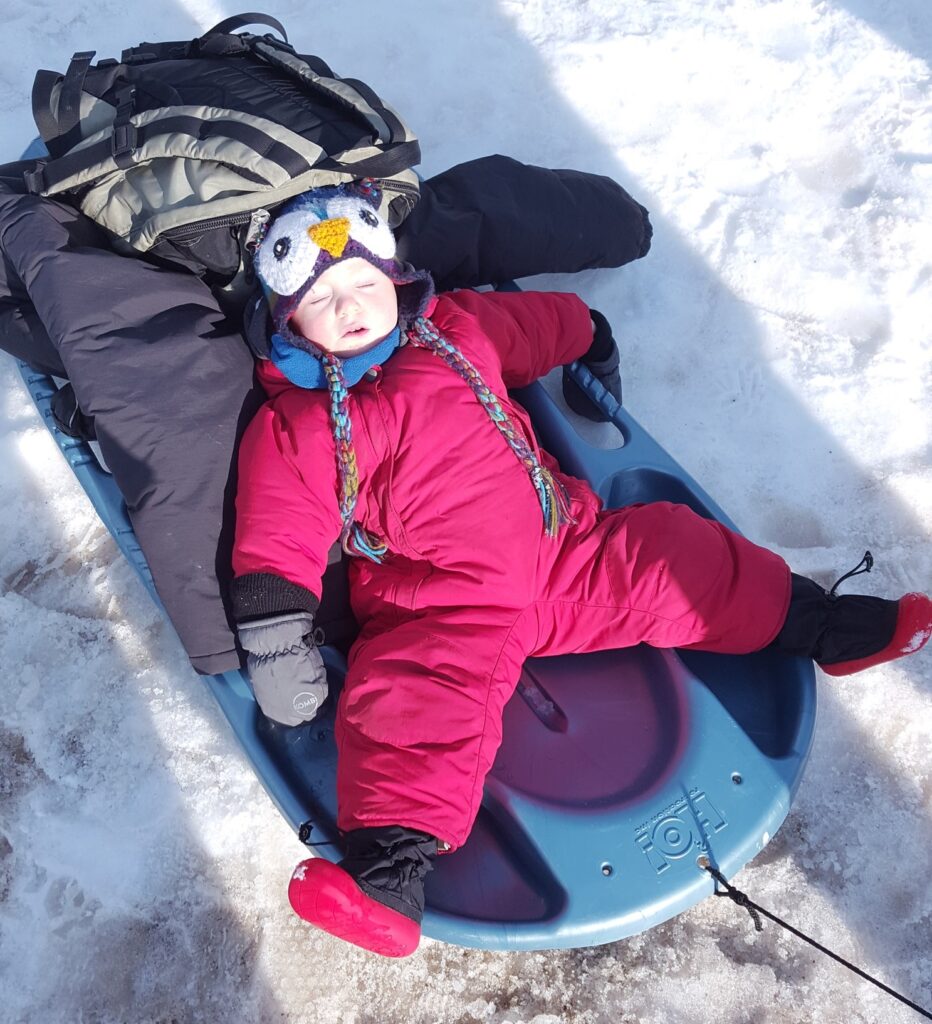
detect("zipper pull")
(244, 208), (270, 254)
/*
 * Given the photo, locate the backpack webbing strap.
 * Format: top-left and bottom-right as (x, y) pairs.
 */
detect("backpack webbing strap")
(57, 52), (96, 143)
(111, 86), (138, 168)
(28, 114), (315, 194)
(342, 76), (408, 145)
(31, 51), (96, 158)
(315, 141), (422, 180)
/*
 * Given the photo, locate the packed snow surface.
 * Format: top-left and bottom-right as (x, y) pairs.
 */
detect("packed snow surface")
(1, 1), (930, 1022)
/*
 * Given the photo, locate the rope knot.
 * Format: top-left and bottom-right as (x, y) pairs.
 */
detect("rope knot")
(706, 865), (764, 931)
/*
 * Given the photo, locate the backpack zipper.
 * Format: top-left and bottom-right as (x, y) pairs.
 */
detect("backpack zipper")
(162, 176), (417, 245)
(371, 176), (419, 200)
(162, 208), (271, 242)
(243, 208), (271, 252)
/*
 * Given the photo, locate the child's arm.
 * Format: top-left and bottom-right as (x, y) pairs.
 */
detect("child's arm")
(232, 398), (342, 608)
(438, 288), (596, 388)
(230, 398), (343, 724)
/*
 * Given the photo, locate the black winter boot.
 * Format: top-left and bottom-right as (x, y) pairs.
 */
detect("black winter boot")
(772, 554), (931, 675)
(339, 825), (437, 923)
(288, 826), (437, 957)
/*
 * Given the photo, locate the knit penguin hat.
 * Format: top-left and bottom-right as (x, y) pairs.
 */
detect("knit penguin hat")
(254, 181), (573, 561)
(257, 179), (434, 349)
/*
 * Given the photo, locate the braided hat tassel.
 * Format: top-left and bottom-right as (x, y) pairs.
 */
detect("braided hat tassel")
(320, 318), (574, 563)
(532, 465), (575, 538)
(322, 355), (388, 563)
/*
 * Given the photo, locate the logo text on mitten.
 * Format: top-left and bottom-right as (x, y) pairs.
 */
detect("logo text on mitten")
(293, 692), (320, 715)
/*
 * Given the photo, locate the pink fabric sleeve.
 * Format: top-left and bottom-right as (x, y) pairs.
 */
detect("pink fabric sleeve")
(232, 396), (342, 601)
(438, 289), (594, 387)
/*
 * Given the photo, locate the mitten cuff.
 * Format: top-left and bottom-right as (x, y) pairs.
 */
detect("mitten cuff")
(231, 572), (320, 623)
(586, 309), (618, 368)
(238, 611), (316, 656)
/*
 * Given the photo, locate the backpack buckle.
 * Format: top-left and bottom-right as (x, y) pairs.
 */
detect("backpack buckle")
(111, 122), (138, 158)
(23, 162), (47, 194)
(111, 85), (138, 160)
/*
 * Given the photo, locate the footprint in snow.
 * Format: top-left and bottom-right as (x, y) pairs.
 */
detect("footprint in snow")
(44, 876), (102, 936)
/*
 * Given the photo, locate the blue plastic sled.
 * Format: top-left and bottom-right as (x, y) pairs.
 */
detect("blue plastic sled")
(14, 348), (816, 951)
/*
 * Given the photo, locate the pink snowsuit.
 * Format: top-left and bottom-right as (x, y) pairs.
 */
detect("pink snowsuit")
(233, 289), (791, 849)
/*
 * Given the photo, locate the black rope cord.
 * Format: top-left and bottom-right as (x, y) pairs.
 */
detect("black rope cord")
(297, 820), (342, 849)
(701, 861), (932, 1020)
(829, 549), (874, 597)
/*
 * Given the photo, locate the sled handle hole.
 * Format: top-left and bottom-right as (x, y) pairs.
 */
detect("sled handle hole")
(601, 862), (614, 877)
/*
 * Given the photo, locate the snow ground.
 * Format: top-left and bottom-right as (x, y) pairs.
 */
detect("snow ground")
(0, 1), (930, 1022)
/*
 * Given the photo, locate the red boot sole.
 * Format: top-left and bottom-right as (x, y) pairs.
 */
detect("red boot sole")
(288, 858), (421, 957)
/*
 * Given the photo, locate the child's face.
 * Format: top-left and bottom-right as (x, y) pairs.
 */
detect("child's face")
(291, 258), (399, 357)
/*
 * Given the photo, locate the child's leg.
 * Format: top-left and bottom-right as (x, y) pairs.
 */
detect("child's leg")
(539, 501), (792, 656)
(289, 826), (436, 958)
(538, 504), (930, 675)
(290, 610), (534, 956)
(771, 569), (931, 675)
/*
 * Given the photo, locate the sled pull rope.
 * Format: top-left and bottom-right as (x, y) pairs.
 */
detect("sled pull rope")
(700, 861), (932, 1020)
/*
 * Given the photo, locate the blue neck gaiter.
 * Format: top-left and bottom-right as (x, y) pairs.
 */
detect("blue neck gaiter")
(270, 326), (402, 390)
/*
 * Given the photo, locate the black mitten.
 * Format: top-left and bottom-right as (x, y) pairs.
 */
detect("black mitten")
(562, 308), (621, 422)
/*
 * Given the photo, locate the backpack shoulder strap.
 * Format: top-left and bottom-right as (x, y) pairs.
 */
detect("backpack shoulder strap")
(32, 50), (96, 158)
(31, 71), (61, 147)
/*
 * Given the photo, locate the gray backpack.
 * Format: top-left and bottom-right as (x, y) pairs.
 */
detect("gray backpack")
(25, 13), (421, 287)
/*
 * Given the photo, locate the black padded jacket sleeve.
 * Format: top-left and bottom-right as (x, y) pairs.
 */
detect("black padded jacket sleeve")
(395, 154), (652, 291)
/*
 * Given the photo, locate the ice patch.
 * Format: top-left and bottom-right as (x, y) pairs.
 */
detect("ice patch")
(292, 863), (308, 882)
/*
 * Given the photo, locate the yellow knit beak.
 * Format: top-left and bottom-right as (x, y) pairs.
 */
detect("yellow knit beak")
(308, 217), (350, 259)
